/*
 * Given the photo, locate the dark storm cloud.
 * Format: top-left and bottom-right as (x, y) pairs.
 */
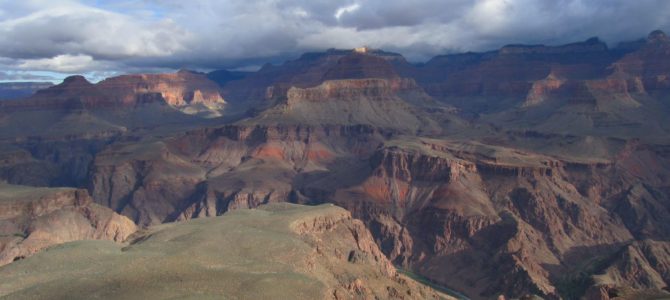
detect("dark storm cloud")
(1, 0), (669, 75)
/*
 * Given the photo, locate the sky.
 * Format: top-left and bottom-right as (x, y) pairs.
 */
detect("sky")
(1, 0), (670, 82)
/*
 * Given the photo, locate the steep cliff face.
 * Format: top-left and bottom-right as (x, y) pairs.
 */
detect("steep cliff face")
(255, 78), (439, 133)
(220, 49), (415, 115)
(615, 30), (670, 93)
(314, 139), (640, 299)
(0, 203), (447, 300)
(1, 71), (225, 114)
(96, 70), (226, 116)
(0, 183), (136, 266)
(0, 139), (110, 187)
(411, 37), (621, 115)
(88, 124), (389, 225)
(0, 71), (227, 141)
(411, 31), (670, 140)
(358, 139), (670, 299)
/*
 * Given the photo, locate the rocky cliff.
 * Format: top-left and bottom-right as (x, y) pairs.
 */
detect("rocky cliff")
(96, 70), (226, 116)
(0, 183), (136, 266)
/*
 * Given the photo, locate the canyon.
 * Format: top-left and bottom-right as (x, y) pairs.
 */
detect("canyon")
(0, 31), (670, 299)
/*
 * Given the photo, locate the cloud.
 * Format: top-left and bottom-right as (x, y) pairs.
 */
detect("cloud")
(17, 54), (111, 73)
(335, 3), (360, 20)
(0, 1), (188, 60)
(0, 71), (56, 81)
(1, 0), (670, 75)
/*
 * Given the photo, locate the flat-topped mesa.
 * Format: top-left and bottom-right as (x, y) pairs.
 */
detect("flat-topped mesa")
(96, 70), (225, 108)
(500, 37), (608, 55)
(263, 52), (409, 102)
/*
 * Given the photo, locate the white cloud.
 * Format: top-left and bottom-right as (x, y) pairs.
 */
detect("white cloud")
(18, 54), (108, 73)
(0, 3), (189, 60)
(335, 3), (360, 20)
(1, 0), (670, 74)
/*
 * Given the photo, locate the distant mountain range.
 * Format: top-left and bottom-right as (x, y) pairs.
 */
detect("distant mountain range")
(1, 31), (670, 300)
(0, 82), (53, 100)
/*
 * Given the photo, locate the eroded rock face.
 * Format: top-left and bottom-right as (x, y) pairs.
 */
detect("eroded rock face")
(0, 203), (447, 300)
(220, 48), (414, 115)
(0, 183), (136, 266)
(96, 70), (226, 116)
(82, 119), (670, 299)
(0, 70), (225, 117)
(356, 140), (670, 299)
(316, 141), (633, 299)
(412, 31), (670, 140)
(413, 37), (618, 109)
(88, 124), (389, 225)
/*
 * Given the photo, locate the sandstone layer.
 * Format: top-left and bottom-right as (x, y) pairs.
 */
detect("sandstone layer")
(0, 183), (136, 266)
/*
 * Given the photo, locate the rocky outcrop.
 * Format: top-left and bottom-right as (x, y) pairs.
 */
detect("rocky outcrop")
(0, 203), (447, 300)
(88, 124), (389, 225)
(0, 70), (225, 117)
(593, 240), (670, 291)
(285, 78), (421, 104)
(220, 49), (414, 114)
(303, 139), (662, 299)
(523, 73), (565, 107)
(614, 30), (670, 93)
(0, 183), (136, 266)
(257, 78), (441, 133)
(411, 36), (639, 116)
(96, 70), (226, 116)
